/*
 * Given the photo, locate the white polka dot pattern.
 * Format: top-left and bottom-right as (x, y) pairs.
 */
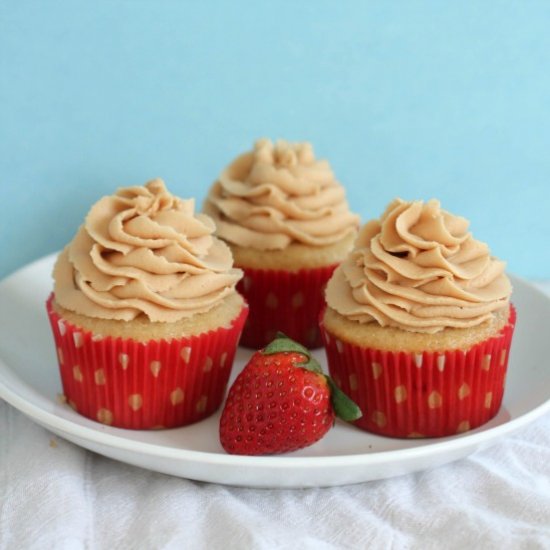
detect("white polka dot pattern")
(203, 357), (213, 372)
(94, 369), (106, 385)
(458, 383), (470, 400)
(318, 306), (516, 438)
(428, 391), (442, 409)
(394, 385), (407, 403)
(372, 411), (387, 428)
(196, 395), (208, 413)
(48, 287), (248, 430)
(180, 347), (192, 363)
(128, 394), (143, 411)
(118, 353), (129, 369)
(170, 388), (184, 405)
(97, 408), (113, 425)
(457, 420), (470, 433)
(73, 365), (83, 382)
(150, 360), (161, 377)
(73, 332), (83, 348)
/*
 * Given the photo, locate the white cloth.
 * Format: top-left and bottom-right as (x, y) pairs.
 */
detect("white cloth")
(1, 288), (550, 550)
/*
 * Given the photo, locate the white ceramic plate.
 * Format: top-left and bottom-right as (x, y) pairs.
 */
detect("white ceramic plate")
(0, 254), (549, 488)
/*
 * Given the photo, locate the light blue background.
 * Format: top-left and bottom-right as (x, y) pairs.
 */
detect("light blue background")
(1, 1), (549, 280)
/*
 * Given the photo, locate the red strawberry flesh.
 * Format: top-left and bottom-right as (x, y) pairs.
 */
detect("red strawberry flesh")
(219, 351), (335, 455)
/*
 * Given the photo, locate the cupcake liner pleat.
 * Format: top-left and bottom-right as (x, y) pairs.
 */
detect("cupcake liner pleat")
(319, 306), (516, 438)
(236, 264), (338, 349)
(47, 294), (248, 430)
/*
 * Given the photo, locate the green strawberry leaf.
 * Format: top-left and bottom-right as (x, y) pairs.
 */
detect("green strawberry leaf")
(262, 332), (323, 374)
(326, 377), (362, 422)
(298, 355), (324, 375)
(263, 332), (311, 357)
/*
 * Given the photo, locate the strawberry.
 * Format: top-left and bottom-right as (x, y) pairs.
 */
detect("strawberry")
(219, 332), (362, 455)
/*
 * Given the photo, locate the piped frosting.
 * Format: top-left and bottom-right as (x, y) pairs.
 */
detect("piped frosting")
(204, 139), (359, 250)
(54, 179), (242, 322)
(326, 198), (512, 333)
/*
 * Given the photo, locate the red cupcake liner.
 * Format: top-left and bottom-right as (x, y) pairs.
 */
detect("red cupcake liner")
(46, 294), (248, 430)
(319, 306), (516, 438)
(236, 264), (338, 349)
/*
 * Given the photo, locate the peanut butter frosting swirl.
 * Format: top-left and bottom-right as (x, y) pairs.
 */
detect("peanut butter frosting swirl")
(204, 139), (360, 250)
(326, 198), (512, 333)
(54, 179), (243, 322)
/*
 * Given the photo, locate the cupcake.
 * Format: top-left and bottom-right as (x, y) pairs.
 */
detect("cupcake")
(320, 198), (515, 438)
(204, 138), (360, 348)
(47, 179), (247, 429)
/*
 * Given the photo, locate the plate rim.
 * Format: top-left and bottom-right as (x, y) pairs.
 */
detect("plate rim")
(0, 253), (549, 472)
(1, 372), (549, 470)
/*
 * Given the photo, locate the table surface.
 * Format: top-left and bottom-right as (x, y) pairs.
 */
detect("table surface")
(0, 283), (549, 550)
